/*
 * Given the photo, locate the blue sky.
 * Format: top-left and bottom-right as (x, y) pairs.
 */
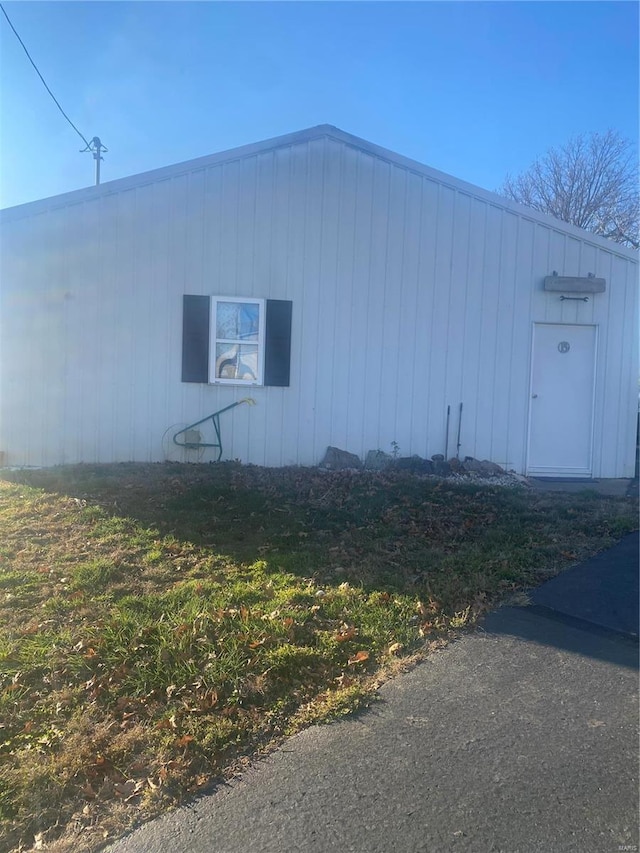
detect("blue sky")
(0, 1), (637, 209)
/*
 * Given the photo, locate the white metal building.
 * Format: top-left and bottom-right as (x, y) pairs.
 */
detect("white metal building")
(1, 125), (638, 477)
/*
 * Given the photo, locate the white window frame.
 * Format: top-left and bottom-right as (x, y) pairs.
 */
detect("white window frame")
(209, 296), (266, 385)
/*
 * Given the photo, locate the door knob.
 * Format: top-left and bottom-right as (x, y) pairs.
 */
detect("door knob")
(532, 394), (538, 398)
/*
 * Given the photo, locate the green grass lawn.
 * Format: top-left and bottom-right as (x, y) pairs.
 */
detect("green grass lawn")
(0, 463), (636, 853)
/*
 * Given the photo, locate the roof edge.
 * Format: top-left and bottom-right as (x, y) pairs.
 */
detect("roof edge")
(325, 127), (639, 261)
(1, 123), (637, 261)
(0, 124), (336, 220)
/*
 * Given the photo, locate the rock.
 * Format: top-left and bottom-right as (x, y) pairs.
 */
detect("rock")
(430, 455), (451, 476)
(430, 453), (451, 475)
(480, 459), (506, 476)
(364, 450), (393, 471)
(462, 457), (505, 476)
(508, 472), (531, 486)
(390, 456), (434, 474)
(448, 457), (463, 473)
(320, 446), (362, 470)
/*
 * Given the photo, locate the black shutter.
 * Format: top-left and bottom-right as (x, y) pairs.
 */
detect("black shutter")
(264, 300), (292, 387)
(181, 295), (210, 382)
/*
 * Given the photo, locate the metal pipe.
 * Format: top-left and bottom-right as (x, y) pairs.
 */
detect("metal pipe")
(172, 398), (256, 461)
(456, 402), (463, 458)
(444, 405), (450, 459)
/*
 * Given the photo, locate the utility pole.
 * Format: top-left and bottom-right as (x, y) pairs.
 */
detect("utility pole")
(80, 136), (108, 185)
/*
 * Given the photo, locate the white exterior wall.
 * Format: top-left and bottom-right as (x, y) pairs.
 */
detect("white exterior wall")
(1, 128), (637, 475)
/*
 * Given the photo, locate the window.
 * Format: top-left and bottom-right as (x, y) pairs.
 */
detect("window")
(211, 298), (265, 384)
(182, 295), (292, 387)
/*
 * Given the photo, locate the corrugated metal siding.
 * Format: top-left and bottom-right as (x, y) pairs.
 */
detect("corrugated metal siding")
(1, 135), (637, 475)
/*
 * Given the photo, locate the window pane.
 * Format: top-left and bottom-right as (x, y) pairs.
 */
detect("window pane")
(215, 344), (258, 380)
(216, 302), (260, 341)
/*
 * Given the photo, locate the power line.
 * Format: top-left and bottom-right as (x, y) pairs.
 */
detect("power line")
(0, 2), (90, 147)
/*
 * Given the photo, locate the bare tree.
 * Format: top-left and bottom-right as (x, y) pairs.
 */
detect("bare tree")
(500, 131), (639, 249)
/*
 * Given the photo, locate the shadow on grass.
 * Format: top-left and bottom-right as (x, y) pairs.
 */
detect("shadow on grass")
(3, 461), (637, 572)
(2, 461), (638, 657)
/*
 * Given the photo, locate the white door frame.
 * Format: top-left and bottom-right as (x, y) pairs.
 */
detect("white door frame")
(526, 322), (598, 478)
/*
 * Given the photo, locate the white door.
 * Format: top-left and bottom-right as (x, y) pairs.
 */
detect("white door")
(527, 324), (597, 477)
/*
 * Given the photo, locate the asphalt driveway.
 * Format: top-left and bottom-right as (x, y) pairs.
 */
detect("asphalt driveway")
(108, 532), (639, 853)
